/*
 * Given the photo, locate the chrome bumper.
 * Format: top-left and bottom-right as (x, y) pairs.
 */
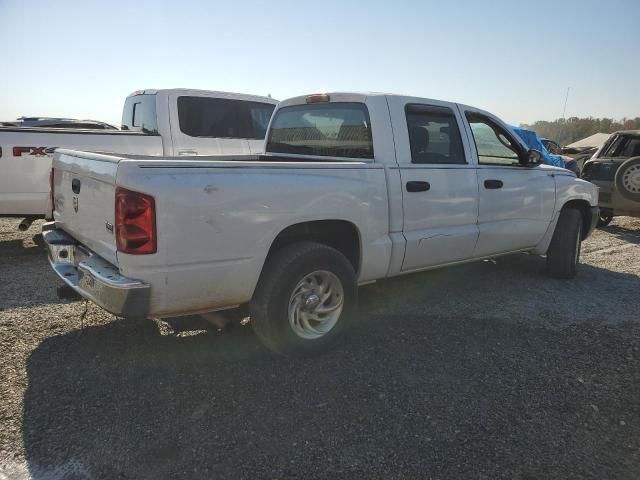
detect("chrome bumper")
(43, 224), (150, 318)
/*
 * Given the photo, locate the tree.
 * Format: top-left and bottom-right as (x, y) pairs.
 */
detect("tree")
(521, 117), (639, 145)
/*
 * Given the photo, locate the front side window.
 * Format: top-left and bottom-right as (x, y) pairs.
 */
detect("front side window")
(177, 96), (276, 139)
(267, 102), (373, 159)
(466, 113), (522, 165)
(406, 104), (465, 164)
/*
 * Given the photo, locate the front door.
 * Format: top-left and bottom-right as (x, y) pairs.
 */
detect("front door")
(388, 99), (480, 272)
(461, 109), (556, 257)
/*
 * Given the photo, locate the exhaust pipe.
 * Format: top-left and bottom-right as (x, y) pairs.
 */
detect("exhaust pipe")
(56, 284), (81, 302)
(18, 217), (36, 231)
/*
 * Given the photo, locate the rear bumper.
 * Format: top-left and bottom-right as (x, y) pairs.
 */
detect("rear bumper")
(43, 223), (150, 318)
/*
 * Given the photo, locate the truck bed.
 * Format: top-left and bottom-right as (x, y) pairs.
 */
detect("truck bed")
(0, 132), (163, 216)
(51, 148), (391, 316)
(0, 126), (152, 135)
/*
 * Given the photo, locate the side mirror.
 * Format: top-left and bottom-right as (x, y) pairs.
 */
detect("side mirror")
(524, 149), (543, 166)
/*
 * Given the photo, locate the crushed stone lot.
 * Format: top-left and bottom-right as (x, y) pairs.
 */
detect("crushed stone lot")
(0, 217), (639, 479)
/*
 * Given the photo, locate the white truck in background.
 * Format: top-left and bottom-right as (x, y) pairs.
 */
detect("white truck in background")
(0, 89), (278, 226)
(45, 92), (599, 356)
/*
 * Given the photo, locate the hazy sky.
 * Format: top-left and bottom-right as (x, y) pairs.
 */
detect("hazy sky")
(1, 0), (638, 126)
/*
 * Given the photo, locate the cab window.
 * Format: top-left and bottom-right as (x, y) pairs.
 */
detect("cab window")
(267, 102), (373, 159)
(405, 104), (465, 164)
(466, 112), (522, 165)
(177, 96), (275, 139)
(121, 94), (158, 134)
(601, 135), (640, 158)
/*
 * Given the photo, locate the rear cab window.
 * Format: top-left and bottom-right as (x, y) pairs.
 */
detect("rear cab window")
(177, 96), (276, 139)
(266, 102), (373, 159)
(121, 94), (158, 134)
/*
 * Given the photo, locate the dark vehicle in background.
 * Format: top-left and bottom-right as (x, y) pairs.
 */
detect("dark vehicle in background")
(542, 135), (613, 174)
(582, 130), (640, 226)
(1, 117), (118, 130)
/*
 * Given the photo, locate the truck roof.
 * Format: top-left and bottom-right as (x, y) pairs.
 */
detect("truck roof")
(126, 88), (278, 104)
(279, 92), (386, 107)
(278, 91), (466, 109)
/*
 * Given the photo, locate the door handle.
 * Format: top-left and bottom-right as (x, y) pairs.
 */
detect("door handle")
(178, 150), (198, 156)
(406, 181), (430, 192)
(484, 179), (503, 189)
(71, 178), (81, 194)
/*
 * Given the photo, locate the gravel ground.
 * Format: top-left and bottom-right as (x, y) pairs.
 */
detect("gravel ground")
(0, 217), (639, 479)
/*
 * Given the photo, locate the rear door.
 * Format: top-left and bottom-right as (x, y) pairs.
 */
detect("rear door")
(387, 97), (480, 271)
(168, 92), (276, 156)
(461, 108), (556, 257)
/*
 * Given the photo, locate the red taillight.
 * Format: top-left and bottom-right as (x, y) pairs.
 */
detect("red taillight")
(115, 187), (156, 254)
(49, 168), (55, 210)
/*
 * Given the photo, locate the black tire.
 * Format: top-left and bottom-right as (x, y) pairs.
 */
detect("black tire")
(546, 209), (583, 279)
(250, 242), (358, 356)
(615, 156), (640, 202)
(597, 210), (613, 228)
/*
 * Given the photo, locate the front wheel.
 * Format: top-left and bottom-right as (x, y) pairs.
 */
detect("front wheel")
(546, 209), (583, 279)
(250, 242), (357, 356)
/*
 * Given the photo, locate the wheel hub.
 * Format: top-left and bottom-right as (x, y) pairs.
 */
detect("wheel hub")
(303, 293), (321, 311)
(288, 270), (344, 340)
(623, 165), (640, 193)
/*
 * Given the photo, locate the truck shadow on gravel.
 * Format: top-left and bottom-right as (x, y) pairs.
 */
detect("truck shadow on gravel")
(22, 256), (640, 479)
(600, 224), (640, 245)
(0, 235), (45, 259)
(0, 219), (45, 257)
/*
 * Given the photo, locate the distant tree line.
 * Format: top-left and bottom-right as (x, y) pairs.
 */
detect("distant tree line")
(521, 117), (640, 146)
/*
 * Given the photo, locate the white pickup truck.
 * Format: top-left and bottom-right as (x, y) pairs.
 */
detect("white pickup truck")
(44, 92), (599, 356)
(0, 88), (277, 223)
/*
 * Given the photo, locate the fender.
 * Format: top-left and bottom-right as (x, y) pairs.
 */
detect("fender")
(554, 174), (598, 205)
(532, 175), (598, 254)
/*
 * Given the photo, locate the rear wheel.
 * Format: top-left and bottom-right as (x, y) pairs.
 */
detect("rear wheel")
(250, 242), (357, 356)
(546, 209), (583, 279)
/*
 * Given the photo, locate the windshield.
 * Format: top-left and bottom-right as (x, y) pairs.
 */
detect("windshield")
(267, 102), (373, 159)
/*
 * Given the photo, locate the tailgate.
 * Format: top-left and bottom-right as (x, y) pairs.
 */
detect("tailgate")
(52, 150), (121, 266)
